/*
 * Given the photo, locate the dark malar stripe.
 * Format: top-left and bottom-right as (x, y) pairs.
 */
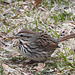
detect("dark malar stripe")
(19, 40), (23, 45)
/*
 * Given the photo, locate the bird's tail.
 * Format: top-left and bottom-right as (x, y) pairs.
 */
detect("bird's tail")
(58, 34), (75, 42)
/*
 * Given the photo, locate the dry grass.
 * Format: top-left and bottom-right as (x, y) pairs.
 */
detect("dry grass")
(0, 0), (75, 75)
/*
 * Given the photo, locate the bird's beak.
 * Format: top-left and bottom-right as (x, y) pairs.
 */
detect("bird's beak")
(13, 33), (19, 39)
(7, 34), (19, 39)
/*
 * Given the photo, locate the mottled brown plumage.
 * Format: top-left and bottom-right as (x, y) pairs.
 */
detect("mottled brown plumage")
(15, 30), (75, 62)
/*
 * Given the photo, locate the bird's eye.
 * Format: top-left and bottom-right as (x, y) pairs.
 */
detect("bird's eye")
(20, 35), (23, 37)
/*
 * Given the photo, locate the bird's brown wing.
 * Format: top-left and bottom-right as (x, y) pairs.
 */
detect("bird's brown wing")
(35, 33), (60, 50)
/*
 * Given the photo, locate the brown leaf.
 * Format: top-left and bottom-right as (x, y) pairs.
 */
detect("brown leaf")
(34, 63), (45, 70)
(34, 0), (42, 7)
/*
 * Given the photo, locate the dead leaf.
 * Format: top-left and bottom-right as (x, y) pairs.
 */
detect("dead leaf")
(2, 64), (10, 69)
(34, 63), (45, 70)
(34, 0), (42, 7)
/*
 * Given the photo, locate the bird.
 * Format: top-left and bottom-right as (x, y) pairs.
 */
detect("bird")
(14, 30), (75, 63)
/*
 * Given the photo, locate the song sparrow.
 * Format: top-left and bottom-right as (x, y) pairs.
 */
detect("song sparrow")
(15, 30), (75, 62)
